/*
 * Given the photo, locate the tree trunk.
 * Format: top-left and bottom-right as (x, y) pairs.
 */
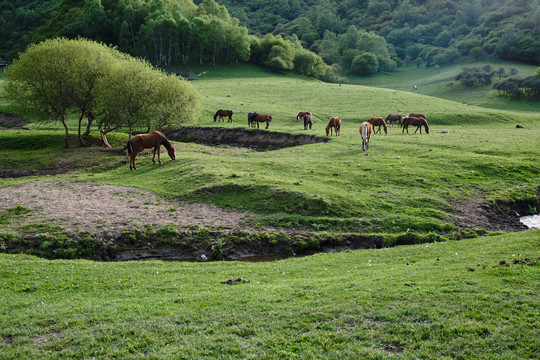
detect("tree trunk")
(77, 112), (88, 146)
(61, 113), (69, 148)
(83, 112), (93, 137)
(100, 130), (112, 148)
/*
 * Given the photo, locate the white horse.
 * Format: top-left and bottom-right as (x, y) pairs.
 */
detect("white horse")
(360, 122), (372, 151)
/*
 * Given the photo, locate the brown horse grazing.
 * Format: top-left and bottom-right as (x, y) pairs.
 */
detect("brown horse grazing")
(127, 131), (176, 170)
(360, 122), (372, 151)
(214, 109), (233, 122)
(409, 113), (426, 119)
(402, 117), (430, 134)
(296, 111), (311, 122)
(251, 114), (272, 129)
(303, 114), (313, 130)
(326, 116), (341, 136)
(385, 114), (405, 126)
(367, 117), (388, 135)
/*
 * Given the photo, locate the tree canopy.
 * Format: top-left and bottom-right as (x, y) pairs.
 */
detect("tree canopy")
(6, 38), (200, 147)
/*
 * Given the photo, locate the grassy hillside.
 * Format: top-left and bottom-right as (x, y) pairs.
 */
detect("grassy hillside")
(59, 65), (538, 235)
(1, 65), (539, 239)
(350, 61), (540, 113)
(0, 230), (538, 358)
(0, 57), (539, 359)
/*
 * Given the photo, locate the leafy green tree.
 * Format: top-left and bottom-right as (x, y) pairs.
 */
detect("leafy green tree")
(293, 48), (326, 78)
(535, 67), (540, 78)
(351, 52), (379, 75)
(94, 57), (161, 141)
(149, 73), (201, 131)
(6, 37), (119, 147)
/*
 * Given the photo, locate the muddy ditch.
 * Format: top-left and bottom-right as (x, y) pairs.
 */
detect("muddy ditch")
(165, 126), (330, 151)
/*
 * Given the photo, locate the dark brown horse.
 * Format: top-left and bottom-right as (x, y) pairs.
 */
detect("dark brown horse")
(409, 113), (426, 119)
(249, 113), (272, 129)
(326, 116), (341, 136)
(127, 131), (176, 170)
(367, 117), (388, 135)
(303, 114), (313, 130)
(402, 117), (430, 134)
(385, 114), (405, 126)
(214, 109), (233, 122)
(296, 111), (311, 122)
(360, 122), (372, 151)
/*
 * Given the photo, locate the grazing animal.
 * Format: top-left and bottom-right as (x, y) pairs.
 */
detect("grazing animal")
(214, 109), (233, 122)
(296, 111), (311, 122)
(326, 116), (341, 136)
(385, 114), (405, 126)
(247, 112), (258, 127)
(402, 116), (430, 134)
(303, 114), (313, 130)
(360, 122), (372, 151)
(367, 117), (388, 135)
(250, 113), (272, 129)
(409, 113), (426, 119)
(127, 131), (176, 170)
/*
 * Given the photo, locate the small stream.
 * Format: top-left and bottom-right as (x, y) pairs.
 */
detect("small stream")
(520, 214), (540, 229)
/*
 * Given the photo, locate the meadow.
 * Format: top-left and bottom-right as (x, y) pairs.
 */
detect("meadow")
(0, 64), (539, 358)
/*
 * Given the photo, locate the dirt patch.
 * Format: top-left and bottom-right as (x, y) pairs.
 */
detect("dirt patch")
(449, 197), (538, 232)
(0, 179), (253, 239)
(0, 112), (30, 130)
(166, 126), (330, 151)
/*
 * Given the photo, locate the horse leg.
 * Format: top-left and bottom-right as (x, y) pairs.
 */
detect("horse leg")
(130, 152), (137, 170)
(156, 145), (162, 164)
(265, 121), (269, 129)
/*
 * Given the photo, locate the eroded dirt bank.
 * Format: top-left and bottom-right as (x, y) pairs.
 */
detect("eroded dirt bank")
(1, 180), (536, 262)
(166, 126), (330, 151)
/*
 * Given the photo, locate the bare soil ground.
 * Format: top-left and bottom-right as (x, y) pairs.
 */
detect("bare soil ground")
(0, 179), (254, 239)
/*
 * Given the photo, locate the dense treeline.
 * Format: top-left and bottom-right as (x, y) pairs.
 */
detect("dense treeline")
(214, 0), (540, 72)
(2, 0), (539, 80)
(1, 0), (337, 81)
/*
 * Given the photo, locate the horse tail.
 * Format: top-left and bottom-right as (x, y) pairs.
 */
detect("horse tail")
(127, 139), (132, 155)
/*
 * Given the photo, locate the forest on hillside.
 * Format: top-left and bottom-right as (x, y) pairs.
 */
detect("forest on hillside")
(213, 0), (540, 70)
(1, 0), (539, 79)
(1, 0), (340, 81)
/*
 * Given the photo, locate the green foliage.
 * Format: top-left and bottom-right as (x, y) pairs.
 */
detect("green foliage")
(493, 76), (540, 99)
(351, 53), (379, 75)
(6, 38), (200, 143)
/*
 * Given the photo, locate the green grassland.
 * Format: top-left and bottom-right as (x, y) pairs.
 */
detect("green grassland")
(0, 64), (539, 358)
(350, 61), (540, 113)
(0, 230), (538, 359)
(59, 65), (540, 236)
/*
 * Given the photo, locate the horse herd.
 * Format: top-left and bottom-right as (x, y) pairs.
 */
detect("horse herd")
(214, 109), (430, 152)
(127, 110), (430, 169)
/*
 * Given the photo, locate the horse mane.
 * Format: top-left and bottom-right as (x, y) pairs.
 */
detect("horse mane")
(423, 119), (430, 131)
(162, 137), (172, 150)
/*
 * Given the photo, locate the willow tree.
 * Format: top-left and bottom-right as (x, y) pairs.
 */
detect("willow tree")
(95, 56), (199, 146)
(149, 73), (201, 131)
(5, 38), (120, 147)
